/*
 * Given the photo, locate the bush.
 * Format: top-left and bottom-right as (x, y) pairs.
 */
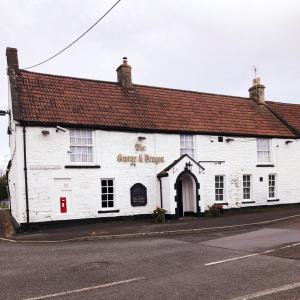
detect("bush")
(207, 204), (224, 217)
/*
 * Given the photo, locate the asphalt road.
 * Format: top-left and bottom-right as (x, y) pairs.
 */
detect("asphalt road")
(2, 217), (300, 300)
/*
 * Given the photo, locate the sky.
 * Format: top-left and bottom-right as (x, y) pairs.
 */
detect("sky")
(0, 0), (300, 169)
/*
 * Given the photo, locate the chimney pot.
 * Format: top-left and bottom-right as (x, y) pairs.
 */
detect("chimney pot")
(116, 57), (132, 89)
(249, 77), (265, 104)
(6, 47), (19, 70)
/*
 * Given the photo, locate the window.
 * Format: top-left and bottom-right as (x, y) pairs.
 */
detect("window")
(243, 175), (252, 200)
(101, 179), (114, 208)
(215, 175), (225, 201)
(180, 134), (194, 158)
(130, 183), (147, 206)
(268, 174), (276, 199)
(70, 129), (93, 163)
(218, 136), (223, 142)
(257, 138), (271, 163)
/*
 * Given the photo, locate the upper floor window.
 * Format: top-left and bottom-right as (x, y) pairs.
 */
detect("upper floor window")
(130, 183), (147, 207)
(180, 134), (194, 158)
(257, 138), (271, 163)
(70, 129), (93, 163)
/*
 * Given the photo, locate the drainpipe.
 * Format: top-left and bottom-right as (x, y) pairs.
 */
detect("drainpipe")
(159, 177), (163, 208)
(23, 126), (30, 227)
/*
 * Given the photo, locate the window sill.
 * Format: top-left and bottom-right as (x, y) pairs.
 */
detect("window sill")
(98, 209), (120, 214)
(267, 199), (279, 202)
(242, 201), (255, 204)
(214, 202), (228, 206)
(256, 164), (274, 167)
(65, 165), (100, 169)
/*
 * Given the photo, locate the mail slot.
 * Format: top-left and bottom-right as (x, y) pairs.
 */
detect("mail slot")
(60, 197), (67, 213)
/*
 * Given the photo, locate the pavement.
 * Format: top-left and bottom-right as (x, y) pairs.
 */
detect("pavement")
(2, 207), (300, 299)
(5, 204), (300, 242)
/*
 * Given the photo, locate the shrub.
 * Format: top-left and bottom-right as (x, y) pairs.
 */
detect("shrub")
(207, 204), (224, 217)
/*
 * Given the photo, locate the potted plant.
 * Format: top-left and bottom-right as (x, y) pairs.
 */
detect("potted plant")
(153, 206), (167, 223)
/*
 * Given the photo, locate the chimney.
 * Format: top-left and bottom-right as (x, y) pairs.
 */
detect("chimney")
(248, 77), (265, 104)
(116, 57), (132, 88)
(6, 47), (19, 70)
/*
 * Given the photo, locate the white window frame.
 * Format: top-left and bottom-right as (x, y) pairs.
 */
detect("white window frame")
(69, 129), (94, 164)
(180, 134), (195, 158)
(215, 175), (225, 202)
(257, 138), (271, 163)
(101, 179), (115, 209)
(242, 174), (252, 202)
(268, 174), (277, 199)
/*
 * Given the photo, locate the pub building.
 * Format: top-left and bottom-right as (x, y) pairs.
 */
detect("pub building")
(5, 48), (300, 228)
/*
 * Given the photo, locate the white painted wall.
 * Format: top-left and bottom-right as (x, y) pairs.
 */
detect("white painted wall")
(8, 125), (300, 225)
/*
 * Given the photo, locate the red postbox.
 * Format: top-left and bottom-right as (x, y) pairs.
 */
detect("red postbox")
(60, 197), (67, 213)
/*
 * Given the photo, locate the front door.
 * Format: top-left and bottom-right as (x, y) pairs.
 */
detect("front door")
(177, 180), (184, 217)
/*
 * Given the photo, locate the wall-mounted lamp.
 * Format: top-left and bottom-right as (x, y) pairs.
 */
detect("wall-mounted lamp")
(185, 162), (192, 171)
(56, 126), (67, 132)
(138, 136), (146, 141)
(285, 140), (293, 145)
(0, 110), (9, 116)
(42, 130), (50, 136)
(226, 138), (234, 143)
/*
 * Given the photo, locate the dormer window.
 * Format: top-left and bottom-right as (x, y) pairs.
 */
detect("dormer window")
(70, 129), (93, 163)
(257, 138), (271, 163)
(180, 134), (194, 158)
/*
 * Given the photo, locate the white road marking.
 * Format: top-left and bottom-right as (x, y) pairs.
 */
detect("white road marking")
(205, 241), (300, 266)
(205, 253), (259, 266)
(0, 237), (17, 242)
(22, 277), (145, 300)
(231, 281), (300, 300)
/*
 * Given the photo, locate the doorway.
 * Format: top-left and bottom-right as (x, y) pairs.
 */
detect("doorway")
(175, 171), (201, 217)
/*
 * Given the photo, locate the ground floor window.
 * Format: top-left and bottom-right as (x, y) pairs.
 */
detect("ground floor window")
(268, 174), (276, 199)
(101, 179), (114, 208)
(130, 183), (147, 206)
(243, 175), (252, 200)
(215, 175), (225, 201)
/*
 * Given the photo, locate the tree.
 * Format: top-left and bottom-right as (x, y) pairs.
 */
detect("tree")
(0, 169), (8, 201)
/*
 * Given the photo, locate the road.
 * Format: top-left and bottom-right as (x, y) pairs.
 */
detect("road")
(1, 217), (300, 299)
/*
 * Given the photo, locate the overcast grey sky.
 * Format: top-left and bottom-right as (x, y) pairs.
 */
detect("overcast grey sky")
(1, 0), (300, 168)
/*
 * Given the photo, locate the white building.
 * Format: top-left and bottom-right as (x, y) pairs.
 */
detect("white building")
(5, 48), (300, 228)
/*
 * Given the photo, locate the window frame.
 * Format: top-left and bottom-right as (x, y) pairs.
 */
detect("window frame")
(69, 129), (95, 164)
(257, 138), (271, 164)
(100, 178), (115, 209)
(130, 183), (147, 207)
(242, 174), (252, 202)
(180, 134), (195, 158)
(268, 174), (277, 199)
(215, 175), (225, 202)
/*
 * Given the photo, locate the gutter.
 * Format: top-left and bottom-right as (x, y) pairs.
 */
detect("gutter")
(23, 125), (30, 226)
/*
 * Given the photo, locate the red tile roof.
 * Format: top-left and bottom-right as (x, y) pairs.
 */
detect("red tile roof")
(13, 70), (300, 138)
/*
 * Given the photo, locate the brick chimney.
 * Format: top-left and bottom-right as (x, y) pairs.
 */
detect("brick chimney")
(248, 78), (265, 104)
(116, 57), (132, 88)
(6, 47), (19, 70)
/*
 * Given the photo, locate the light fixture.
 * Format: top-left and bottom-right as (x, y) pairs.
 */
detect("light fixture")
(0, 110), (9, 116)
(185, 162), (192, 171)
(285, 140), (293, 144)
(226, 138), (234, 143)
(56, 126), (67, 132)
(138, 136), (146, 141)
(42, 130), (50, 136)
